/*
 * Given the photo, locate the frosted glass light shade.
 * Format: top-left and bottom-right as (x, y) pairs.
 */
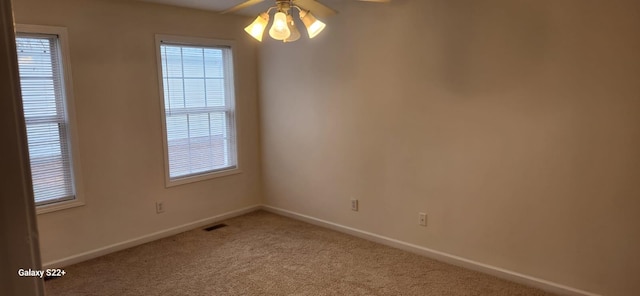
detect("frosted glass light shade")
(244, 13), (269, 42)
(299, 11), (326, 38)
(283, 15), (301, 43)
(269, 12), (291, 40)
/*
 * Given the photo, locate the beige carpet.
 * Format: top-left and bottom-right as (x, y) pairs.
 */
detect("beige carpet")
(45, 211), (557, 295)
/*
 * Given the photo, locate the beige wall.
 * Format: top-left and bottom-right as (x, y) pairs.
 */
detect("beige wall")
(13, 0), (262, 264)
(259, 1), (640, 295)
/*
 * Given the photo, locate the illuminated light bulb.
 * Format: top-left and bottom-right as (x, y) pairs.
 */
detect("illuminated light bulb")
(269, 12), (291, 40)
(244, 13), (269, 42)
(283, 14), (301, 43)
(299, 10), (326, 38)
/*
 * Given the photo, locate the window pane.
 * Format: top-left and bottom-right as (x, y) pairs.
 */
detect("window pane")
(16, 37), (54, 77)
(162, 46), (183, 77)
(210, 112), (228, 167)
(182, 47), (204, 78)
(20, 79), (58, 118)
(188, 114), (213, 174)
(184, 79), (205, 108)
(26, 123), (74, 204)
(166, 78), (185, 110)
(205, 78), (225, 107)
(160, 42), (237, 180)
(204, 48), (224, 78)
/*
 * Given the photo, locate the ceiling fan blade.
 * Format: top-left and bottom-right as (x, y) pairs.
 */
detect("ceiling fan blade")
(221, 0), (265, 14)
(294, 0), (337, 18)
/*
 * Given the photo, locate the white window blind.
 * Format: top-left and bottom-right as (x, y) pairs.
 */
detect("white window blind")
(159, 42), (237, 181)
(16, 33), (75, 205)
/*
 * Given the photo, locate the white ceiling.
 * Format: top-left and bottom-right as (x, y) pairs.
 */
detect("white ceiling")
(136, 0), (252, 15)
(135, 0), (344, 16)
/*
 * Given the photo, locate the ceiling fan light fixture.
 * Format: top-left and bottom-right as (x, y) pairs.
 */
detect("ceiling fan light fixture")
(299, 10), (326, 39)
(283, 14), (301, 43)
(235, 0), (389, 43)
(244, 13), (269, 42)
(269, 11), (292, 40)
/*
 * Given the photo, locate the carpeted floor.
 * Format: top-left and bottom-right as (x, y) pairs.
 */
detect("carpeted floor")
(45, 210), (557, 295)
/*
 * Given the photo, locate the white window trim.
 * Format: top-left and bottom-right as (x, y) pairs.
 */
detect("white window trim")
(155, 34), (242, 187)
(16, 24), (85, 214)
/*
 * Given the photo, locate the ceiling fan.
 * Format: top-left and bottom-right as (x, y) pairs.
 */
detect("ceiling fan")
(222, 0), (390, 42)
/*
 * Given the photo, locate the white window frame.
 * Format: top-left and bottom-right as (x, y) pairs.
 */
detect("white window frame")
(16, 24), (85, 214)
(155, 34), (241, 187)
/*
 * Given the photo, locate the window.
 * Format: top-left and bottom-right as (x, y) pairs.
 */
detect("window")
(156, 35), (239, 186)
(16, 25), (84, 212)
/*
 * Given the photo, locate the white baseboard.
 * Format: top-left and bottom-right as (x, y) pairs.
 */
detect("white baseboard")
(261, 205), (600, 296)
(42, 204), (261, 269)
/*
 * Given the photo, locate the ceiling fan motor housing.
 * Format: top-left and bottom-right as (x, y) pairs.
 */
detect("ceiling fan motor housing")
(276, 0), (292, 12)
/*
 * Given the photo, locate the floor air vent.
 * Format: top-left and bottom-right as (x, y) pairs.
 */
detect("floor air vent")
(204, 223), (227, 231)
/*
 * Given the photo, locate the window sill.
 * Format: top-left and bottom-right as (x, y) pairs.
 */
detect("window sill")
(165, 167), (242, 188)
(36, 199), (85, 215)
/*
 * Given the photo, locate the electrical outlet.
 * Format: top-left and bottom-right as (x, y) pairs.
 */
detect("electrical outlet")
(351, 199), (359, 211)
(156, 201), (165, 214)
(419, 212), (427, 226)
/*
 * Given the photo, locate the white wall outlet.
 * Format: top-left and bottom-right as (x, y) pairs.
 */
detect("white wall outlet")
(419, 212), (427, 226)
(351, 199), (359, 211)
(156, 201), (165, 214)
